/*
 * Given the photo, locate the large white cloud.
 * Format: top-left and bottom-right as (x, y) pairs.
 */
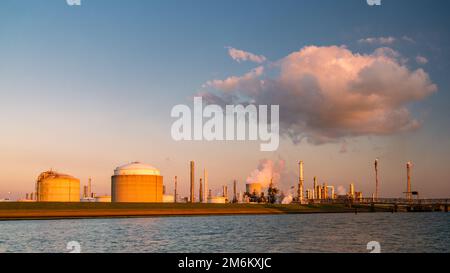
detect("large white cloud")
(201, 45), (437, 144)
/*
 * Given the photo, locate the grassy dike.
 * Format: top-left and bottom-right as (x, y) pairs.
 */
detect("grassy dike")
(0, 202), (393, 220)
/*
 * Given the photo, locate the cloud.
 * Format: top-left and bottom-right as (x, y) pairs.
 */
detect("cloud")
(401, 36), (415, 43)
(416, 55), (429, 65)
(201, 45), (437, 145)
(202, 66), (264, 93)
(358, 36), (396, 45)
(226, 47), (267, 63)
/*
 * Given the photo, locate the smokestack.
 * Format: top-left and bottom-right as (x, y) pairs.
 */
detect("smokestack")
(199, 178), (203, 203)
(204, 169), (208, 203)
(233, 180), (237, 203)
(174, 176), (178, 203)
(374, 159), (379, 201)
(190, 161), (195, 203)
(223, 185), (228, 201)
(298, 161), (304, 201)
(406, 162), (412, 200)
(349, 183), (355, 199)
(88, 177), (92, 198)
(313, 176), (317, 199)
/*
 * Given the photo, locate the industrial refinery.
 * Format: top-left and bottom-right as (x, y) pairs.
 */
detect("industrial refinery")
(0, 158), (433, 207)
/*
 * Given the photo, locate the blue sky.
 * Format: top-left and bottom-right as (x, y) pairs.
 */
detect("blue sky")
(1, 0), (449, 199)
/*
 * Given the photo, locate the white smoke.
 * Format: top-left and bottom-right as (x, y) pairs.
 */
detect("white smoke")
(246, 159), (285, 188)
(337, 185), (347, 195)
(281, 194), (293, 204)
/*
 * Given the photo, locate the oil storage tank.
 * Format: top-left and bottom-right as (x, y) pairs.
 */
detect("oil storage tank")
(111, 162), (163, 202)
(36, 170), (80, 202)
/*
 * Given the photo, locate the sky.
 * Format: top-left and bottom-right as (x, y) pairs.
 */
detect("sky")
(0, 0), (450, 199)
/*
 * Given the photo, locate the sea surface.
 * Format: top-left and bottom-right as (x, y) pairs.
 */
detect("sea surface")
(0, 213), (449, 253)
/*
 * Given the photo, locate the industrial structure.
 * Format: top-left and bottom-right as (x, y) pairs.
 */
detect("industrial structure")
(207, 196), (227, 203)
(190, 161), (195, 203)
(199, 178), (203, 203)
(298, 161), (304, 202)
(111, 162), (163, 202)
(14, 158), (430, 206)
(233, 180), (237, 203)
(35, 170), (80, 202)
(95, 195), (111, 202)
(203, 169), (208, 203)
(82, 177), (93, 198)
(406, 161), (412, 200)
(246, 183), (262, 196)
(349, 183), (355, 199)
(174, 176), (178, 203)
(374, 158), (379, 201)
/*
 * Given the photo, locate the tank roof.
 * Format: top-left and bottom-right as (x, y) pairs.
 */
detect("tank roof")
(37, 170), (77, 182)
(114, 162), (161, 176)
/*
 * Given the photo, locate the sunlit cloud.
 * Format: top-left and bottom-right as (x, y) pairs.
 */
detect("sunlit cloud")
(416, 55), (429, 65)
(202, 45), (437, 145)
(226, 46), (267, 64)
(358, 36), (396, 45)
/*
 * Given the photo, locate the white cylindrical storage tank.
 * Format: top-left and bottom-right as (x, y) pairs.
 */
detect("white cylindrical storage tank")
(36, 170), (80, 202)
(111, 162), (163, 203)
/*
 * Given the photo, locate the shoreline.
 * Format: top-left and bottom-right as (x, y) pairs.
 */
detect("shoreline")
(0, 202), (395, 221)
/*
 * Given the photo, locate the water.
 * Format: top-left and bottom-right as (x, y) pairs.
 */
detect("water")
(0, 213), (449, 253)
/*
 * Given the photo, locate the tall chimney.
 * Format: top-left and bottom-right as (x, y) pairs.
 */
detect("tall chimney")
(313, 176), (317, 199)
(233, 180), (237, 203)
(199, 178), (203, 203)
(204, 169), (208, 203)
(349, 183), (355, 199)
(174, 176), (178, 203)
(298, 161), (304, 202)
(374, 159), (379, 201)
(88, 177), (92, 198)
(190, 161), (195, 203)
(406, 162), (412, 200)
